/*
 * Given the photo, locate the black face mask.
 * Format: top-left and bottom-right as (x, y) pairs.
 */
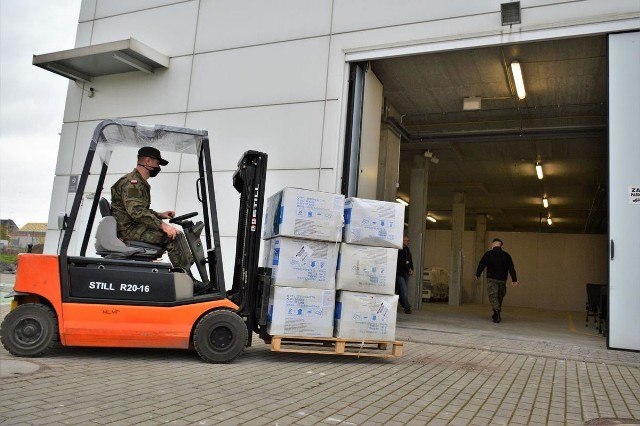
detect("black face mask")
(138, 163), (161, 178)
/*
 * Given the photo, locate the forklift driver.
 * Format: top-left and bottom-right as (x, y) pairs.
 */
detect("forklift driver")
(111, 147), (203, 291)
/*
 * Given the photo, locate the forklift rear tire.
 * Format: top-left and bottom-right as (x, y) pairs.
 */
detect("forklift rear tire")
(193, 310), (247, 363)
(1, 303), (59, 357)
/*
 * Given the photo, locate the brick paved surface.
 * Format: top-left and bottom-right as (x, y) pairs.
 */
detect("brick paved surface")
(1, 302), (639, 425)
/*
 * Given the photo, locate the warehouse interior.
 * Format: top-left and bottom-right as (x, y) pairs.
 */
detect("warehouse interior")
(361, 34), (609, 313)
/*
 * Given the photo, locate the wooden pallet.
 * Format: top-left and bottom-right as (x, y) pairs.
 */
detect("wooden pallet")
(270, 335), (403, 358)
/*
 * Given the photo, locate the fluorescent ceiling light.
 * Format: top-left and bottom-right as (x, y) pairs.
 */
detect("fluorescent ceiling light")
(547, 216), (553, 225)
(536, 162), (543, 180)
(426, 215), (437, 223)
(396, 198), (409, 207)
(511, 60), (526, 100)
(543, 196), (549, 208)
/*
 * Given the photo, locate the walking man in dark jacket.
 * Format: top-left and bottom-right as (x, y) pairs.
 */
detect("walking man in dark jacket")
(475, 238), (518, 323)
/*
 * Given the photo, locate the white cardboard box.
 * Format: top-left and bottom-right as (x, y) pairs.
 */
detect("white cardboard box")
(262, 237), (340, 290)
(267, 286), (335, 337)
(334, 291), (398, 341)
(343, 198), (404, 249)
(263, 187), (345, 242)
(335, 243), (398, 295)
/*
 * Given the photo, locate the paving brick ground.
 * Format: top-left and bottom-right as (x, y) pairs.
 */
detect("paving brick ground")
(1, 300), (639, 425)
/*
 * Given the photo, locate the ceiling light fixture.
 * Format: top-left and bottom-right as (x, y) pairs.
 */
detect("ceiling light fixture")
(396, 198), (408, 207)
(426, 215), (437, 223)
(511, 60), (526, 100)
(536, 162), (543, 179)
(547, 215), (553, 225)
(543, 196), (549, 208)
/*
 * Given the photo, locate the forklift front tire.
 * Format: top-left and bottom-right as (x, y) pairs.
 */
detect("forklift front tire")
(193, 310), (247, 363)
(1, 303), (59, 357)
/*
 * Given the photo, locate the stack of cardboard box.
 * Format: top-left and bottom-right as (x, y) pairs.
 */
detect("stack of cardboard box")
(262, 189), (405, 342)
(262, 187), (344, 337)
(334, 198), (404, 341)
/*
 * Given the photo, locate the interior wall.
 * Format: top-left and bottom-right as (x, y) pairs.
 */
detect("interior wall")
(423, 230), (607, 312)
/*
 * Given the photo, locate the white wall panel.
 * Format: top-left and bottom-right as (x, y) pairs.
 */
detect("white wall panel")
(75, 22), (93, 47)
(79, 0), (97, 22)
(208, 171), (239, 237)
(174, 171), (205, 217)
(522, 0), (640, 30)
(47, 175), (74, 231)
(186, 102), (325, 171)
(90, 1), (198, 57)
(70, 120), (101, 175)
(321, 100), (340, 170)
(195, 0), (331, 52)
(147, 171), (180, 214)
(264, 169), (320, 201)
(331, 0), (496, 34)
(62, 82), (84, 123)
(43, 230), (62, 255)
(331, 0), (633, 34)
(219, 236), (238, 293)
(78, 57), (192, 121)
(94, 0), (186, 19)
(56, 122), (79, 175)
(188, 37), (330, 111)
(319, 168), (338, 194)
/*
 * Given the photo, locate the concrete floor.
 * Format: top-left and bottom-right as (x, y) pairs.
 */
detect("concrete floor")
(400, 302), (604, 347)
(396, 302), (639, 366)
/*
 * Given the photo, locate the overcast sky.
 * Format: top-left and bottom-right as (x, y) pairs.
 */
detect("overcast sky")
(0, 0), (82, 228)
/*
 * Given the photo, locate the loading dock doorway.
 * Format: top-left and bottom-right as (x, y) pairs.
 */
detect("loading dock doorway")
(341, 33), (638, 351)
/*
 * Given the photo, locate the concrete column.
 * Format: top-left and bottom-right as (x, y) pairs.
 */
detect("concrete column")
(449, 192), (465, 306)
(408, 154), (429, 310)
(376, 124), (401, 201)
(474, 215), (487, 304)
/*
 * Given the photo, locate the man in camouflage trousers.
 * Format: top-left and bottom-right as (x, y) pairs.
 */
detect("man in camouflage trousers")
(475, 238), (519, 323)
(111, 146), (192, 271)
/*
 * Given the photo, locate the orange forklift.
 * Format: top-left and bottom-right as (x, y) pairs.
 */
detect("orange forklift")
(1, 119), (272, 363)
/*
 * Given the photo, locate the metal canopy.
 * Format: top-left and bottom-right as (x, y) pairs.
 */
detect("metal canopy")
(32, 38), (169, 82)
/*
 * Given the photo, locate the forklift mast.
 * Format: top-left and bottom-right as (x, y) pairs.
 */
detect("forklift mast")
(229, 151), (271, 345)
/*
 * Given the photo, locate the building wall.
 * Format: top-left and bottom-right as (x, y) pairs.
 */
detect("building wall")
(423, 230), (608, 312)
(46, 0), (639, 289)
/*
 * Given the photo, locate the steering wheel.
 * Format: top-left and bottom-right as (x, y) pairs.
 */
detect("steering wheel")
(169, 212), (198, 224)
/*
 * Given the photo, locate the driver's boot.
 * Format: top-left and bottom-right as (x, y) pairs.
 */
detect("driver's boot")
(168, 234), (209, 295)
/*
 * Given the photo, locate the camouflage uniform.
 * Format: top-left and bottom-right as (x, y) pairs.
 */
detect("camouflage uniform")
(111, 169), (190, 269)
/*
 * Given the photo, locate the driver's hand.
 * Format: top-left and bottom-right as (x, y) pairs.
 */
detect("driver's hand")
(158, 211), (175, 219)
(161, 222), (178, 239)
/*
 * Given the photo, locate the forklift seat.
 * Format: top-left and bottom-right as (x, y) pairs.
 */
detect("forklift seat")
(95, 197), (163, 260)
